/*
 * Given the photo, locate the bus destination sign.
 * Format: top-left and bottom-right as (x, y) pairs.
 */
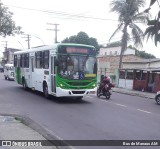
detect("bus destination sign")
(66, 47), (88, 54)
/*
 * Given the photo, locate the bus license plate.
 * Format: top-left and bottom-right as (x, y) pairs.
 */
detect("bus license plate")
(89, 91), (96, 94)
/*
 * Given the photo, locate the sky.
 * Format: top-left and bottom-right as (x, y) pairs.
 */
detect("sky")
(0, 0), (160, 58)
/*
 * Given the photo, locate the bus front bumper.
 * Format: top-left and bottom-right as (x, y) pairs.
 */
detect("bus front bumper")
(56, 87), (97, 97)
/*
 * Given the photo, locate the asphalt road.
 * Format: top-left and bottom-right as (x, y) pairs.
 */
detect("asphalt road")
(0, 73), (160, 149)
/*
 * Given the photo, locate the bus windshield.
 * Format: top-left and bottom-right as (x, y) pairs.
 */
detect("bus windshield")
(58, 54), (97, 80)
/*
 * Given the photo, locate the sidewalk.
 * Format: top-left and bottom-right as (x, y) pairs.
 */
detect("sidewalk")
(112, 87), (155, 99)
(0, 115), (71, 149)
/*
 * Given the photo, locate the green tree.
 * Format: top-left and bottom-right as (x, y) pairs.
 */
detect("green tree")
(106, 41), (122, 48)
(109, 0), (149, 68)
(61, 31), (100, 54)
(144, 0), (160, 46)
(0, 3), (22, 37)
(128, 45), (156, 58)
(76, 32), (90, 45)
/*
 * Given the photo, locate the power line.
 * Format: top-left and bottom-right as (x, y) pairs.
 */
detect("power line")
(4, 4), (118, 22)
(99, 34), (145, 44)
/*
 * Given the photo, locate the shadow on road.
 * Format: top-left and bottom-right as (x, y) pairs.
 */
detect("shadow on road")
(15, 86), (92, 104)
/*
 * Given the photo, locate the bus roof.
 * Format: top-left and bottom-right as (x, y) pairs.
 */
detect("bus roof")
(14, 43), (95, 55)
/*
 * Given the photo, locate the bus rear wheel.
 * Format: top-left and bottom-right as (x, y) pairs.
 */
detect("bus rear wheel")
(43, 84), (49, 99)
(22, 78), (27, 90)
(5, 76), (7, 80)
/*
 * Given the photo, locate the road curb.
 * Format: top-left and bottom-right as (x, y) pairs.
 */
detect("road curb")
(112, 90), (155, 99)
(0, 113), (72, 149)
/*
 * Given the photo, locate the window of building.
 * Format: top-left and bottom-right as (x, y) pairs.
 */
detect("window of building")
(110, 51), (112, 55)
(119, 70), (125, 79)
(105, 52), (107, 55)
(126, 71), (133, 80)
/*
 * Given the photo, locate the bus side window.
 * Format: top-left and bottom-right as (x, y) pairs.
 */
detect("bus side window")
(14, 55), (17, 67)
(43, 50), (49, 69)
(54, 56), (56, 74)
(17, 57), (20, 67)
(36, 51), (43, 68)
(25, 53), (29, 68)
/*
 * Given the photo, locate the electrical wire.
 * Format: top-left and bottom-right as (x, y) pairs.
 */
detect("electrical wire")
(4, 4), (118, 22)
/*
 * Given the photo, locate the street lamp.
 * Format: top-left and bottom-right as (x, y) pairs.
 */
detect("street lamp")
(32, 35), (45, 45)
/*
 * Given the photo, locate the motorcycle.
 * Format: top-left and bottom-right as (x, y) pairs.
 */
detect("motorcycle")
(97, 83), (114, 99)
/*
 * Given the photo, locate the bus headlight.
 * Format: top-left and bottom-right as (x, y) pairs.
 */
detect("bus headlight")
(92, 84), (96, 87)
(60, 84), (64, 87)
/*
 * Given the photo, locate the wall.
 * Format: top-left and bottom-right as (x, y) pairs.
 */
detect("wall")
(119, 79), (133, 89)
(123, 63), (147, 69)
(100, 47), (121, 56)
(154, 73), (160, 92)
(149, 61), (160, 68)
(97, 55), (143, 85)
(99, 47), (135, 56)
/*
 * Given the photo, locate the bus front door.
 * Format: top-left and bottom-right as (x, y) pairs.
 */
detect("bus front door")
(51, 56), (56, 94)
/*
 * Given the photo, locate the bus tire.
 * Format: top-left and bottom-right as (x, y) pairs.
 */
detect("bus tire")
(43, 83), (49, 99)
(22, 78), (27, 90)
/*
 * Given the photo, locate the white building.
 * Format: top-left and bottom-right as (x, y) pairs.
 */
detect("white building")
(2, 48), (21, 65)
(99, 46), (135, 56)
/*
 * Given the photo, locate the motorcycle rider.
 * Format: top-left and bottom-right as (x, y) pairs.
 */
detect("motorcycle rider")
(99, 75), (111, 93)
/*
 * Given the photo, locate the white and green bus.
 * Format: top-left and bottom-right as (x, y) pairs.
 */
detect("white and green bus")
(14, 43), (97, 100)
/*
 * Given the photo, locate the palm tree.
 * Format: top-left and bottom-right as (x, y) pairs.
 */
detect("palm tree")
(145, 0), (160, 46)
(109, 0), (149, 69)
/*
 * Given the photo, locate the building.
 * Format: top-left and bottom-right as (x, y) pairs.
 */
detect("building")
(97, 51), (142, 85)
(2, 48), (21, 65)
(99, 46), (135, 56)
(119, 59), (160, 92)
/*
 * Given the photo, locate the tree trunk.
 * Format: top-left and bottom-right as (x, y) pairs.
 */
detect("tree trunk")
(119, 24), (128, 69)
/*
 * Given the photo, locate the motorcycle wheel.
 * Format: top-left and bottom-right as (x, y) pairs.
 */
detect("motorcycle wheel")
(97, 88), (101, 97)
(105, 91), (110, 99)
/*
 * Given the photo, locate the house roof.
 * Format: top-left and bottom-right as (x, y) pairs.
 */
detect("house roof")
(122, 58), (160, 63)
(120, 67), (160, 72)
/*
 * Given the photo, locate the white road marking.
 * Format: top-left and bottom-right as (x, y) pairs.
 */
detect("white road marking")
(87, 96), (152, 115)
(115, 103), (127, 107)
(137, 109), (151, 114)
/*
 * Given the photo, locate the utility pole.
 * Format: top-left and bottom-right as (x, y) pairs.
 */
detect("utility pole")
(0, 0), (2, 31)
(22, 34), (31, 49)
(2, 41), (8, 63)
(2, 41), (8, 50)
(47, 23), (59, 43)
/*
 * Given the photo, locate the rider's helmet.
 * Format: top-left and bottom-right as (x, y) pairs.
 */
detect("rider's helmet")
(106, 76), (110, 81)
